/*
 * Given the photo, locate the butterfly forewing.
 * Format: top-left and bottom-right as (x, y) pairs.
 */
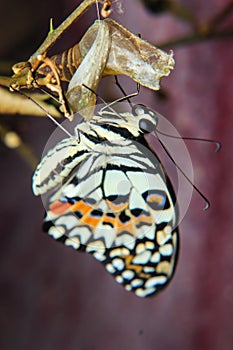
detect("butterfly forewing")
(33, 106), (179, 297)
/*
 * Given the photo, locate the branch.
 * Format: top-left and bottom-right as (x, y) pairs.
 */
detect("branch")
(158, 28), (233, 49)
(29, 0), (102, 67)
(0, 87), (61, 117)
(207, 1), (233, 29)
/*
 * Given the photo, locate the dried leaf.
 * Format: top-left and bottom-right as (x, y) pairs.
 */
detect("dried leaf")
(66, 20), (111, 120)
(79, 19), (175, 90)
(0, 87), (61, 117)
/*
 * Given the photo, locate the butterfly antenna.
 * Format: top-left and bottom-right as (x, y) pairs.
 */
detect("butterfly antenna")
(113, 75), (140, 108)
(13, 88), (73, 139)
(82, 78), (140, 115)
(156, 129), (221, 153)
(82, 83), (123, 119)
(156, 133), (210, 210)
(36, 85), (61, 104)
(114, 76), (132, 107)
(91, 76), (140, 112)
(82, 82), (138, 121)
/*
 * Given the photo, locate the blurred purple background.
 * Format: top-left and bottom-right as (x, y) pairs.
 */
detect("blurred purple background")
(0, 1), (233, 349)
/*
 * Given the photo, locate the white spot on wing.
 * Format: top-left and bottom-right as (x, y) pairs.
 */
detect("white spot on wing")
(143, 267), (155, 273)
(151, 252), (160, 263)
(115, 275), (123, 284)
(56, 215), (78, 230)
(93, 252), (106, 261)
(112, 258), (124, 271)
(115, 235), (135, 249)
(122, 270), (135, 280)
(157, 229), (172, 246)
(132, 251), (151, 264)
(145, 276), (167, 288)
(93, 225), (116, 248)
(135, 287), (156, 297)
(86, 240), (105, 252)
(136, 243), (146, 254)
(125, 284), (132, 291)
(48, 226), (65, 238)
(131, 279), (143, 287)
(159, 244), (173, 256)
(69, 226), (92, 245)
(109, 247), (130, 258)
(65, 237), (80, 249)
(106, 263), (116, 273)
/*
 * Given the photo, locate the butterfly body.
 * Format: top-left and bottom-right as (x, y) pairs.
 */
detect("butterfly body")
(33, 105), (179, 297)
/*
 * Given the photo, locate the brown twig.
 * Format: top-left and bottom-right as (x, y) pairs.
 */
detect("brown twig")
(0, 87), (61, 117)
(207, 1), (233, 30)
(168, 1), (198, 28)
(29, 0), (103, 67)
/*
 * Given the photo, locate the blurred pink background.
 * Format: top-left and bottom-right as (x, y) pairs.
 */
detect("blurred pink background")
(0, 1), (233, 349)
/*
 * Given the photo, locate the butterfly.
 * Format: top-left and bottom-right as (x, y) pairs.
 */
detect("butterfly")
(32, 103), (179, 297)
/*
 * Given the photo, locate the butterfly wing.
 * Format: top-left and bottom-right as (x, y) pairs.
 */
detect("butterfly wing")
(33, 135), (179, 297)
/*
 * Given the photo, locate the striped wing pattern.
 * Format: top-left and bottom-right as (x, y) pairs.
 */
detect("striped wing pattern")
(33, 107), (179, 297)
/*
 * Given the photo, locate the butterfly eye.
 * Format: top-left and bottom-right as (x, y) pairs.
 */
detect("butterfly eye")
(132, 105), (158, 133)
(139, 118), (155, 133)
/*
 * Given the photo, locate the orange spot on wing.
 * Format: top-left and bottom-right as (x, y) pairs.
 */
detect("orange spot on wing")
(82, 216), (101, 227)
(114, 218), (134, 235)
(50, 201), (71, 215)
(71, 201), (103, 227)
(106, 199), (128, 212)
(148, 195), (163, 205)
(71, 200), (93, 215)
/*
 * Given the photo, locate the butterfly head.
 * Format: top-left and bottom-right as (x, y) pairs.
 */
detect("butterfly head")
(131, 104), (158, 134)
(89, 104), (159, 138)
